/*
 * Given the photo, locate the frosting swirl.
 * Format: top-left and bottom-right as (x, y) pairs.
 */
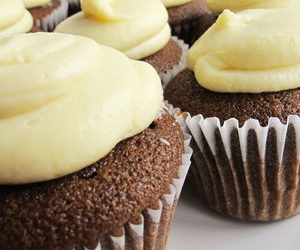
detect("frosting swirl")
(161, 0), (191, 8)
(55, 0), (171, 60)
(0, 0), (33, 39)
(207, 0), (300, 14)
(0, 32), (163, 184)
(23, 0), (51, 8)
(187, 9), (300, 93)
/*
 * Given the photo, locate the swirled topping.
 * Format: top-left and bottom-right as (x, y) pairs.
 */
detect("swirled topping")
(187, 9), (300, 93)
(207, 0), (300, 14)
(23, 0), (51, 8)
(0, 0), (33, 39)
(0, 32), (163, 184)
(161, 0), (191, 8)
(55, 0), (171, 60)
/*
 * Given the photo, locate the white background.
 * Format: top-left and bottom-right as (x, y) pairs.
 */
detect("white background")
(167, 185), (300, 250)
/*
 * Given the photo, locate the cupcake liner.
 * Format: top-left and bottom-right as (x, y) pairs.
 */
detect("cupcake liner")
(34, 0), (68, 31)
(160, 36), (188, 89)
(187, 114), (300, 221)
(74, 107), (192, 250)
(171, 14), (216, 46)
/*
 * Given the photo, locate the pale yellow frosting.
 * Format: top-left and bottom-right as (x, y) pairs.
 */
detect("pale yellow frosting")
(23, 0), (51, 8)
(187, 9), (300, 93)
(55, 0), (171, 60)
(161, 0), (191, 8)
(207, 0), (300, 14)
(0, 32), (163, 184)
(0, 0), (33, 39)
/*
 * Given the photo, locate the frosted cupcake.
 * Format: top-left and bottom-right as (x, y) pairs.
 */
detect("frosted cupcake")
(162, 0), (215, 45)
(55, 0), (188, 86)
(23, 0), (68, 31)
(0, 0), (34, 39)
(165, 9), (300, 221)
(0, 32), (191, 249)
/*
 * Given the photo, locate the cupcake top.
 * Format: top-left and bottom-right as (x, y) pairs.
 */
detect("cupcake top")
(55, 0), (171, 59)
(207, 0), (300, 14)
(23, 0), (51, 8)
(161, 0), (191, 8)
(0, 0), (33, 39)
(0, 32), (162, 184)
(187, 9), (300, 93)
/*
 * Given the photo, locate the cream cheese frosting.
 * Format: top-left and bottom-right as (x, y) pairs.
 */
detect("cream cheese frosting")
(0, 32), (163, 184)
(207, 0), (300, 14)
(0, 0), (33, 39)
(187, 9), (300, 93)
(161, 0), (191, 8)
(55, 0), (171, 60)
(23, 0), (51, 8)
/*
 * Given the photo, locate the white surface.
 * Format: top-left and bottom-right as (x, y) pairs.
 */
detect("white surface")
(167, 185), (300, 250)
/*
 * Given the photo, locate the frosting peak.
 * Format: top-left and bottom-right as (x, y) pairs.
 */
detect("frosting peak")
(207, 0), (300, 14)
(81, 0), (128, 21)
(55, 0), (171, 60)
(0, 33), (163, 184)
(0, 0), (33, 39)
(187, 9), (300, 93)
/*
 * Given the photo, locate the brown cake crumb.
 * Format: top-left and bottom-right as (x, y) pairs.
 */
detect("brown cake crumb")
(164, 69), (300, 126)
(167, 0), (212, 25)
(0, 112), (184, 250)
(142, 39), (182, 75)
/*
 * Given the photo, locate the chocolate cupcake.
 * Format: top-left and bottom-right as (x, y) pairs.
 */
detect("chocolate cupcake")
(0, 32), (192, 249)
(163, 0), (215, 45)
(54, 0), (188, 86)
(165, 9), (300, 221)
(0, 0), (34, 39)
(24, 0), (68, 31)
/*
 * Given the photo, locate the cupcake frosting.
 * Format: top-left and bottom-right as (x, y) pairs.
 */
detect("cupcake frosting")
(0, 0), (33, 39)
(23, 0), (51, 8)
(0, 32), (163, 184)
(55, 0), (171, 60)
(207, 0), (300, 14)
(161, 0), (191, 8)
(187, 9), (300, 93)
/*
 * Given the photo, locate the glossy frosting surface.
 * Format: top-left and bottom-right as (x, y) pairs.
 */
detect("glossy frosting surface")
(23, 0), (51, 8)
(0, 0), (33, 39)
(207, 0), (300, 14)
(187, 9), (300, 93)
(0, 33), (163, 184)
(55, 0), (171, 59)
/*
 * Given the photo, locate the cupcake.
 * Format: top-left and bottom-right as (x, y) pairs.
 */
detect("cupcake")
(54, 0), (188, 86)
(0, 32), (191, 249)
(207, 0), (300, 14)
(23, 0), (68, 31)
(0, 0), (34, 39)
(162, 0), (215, 45)
(165, 9), (300, 221)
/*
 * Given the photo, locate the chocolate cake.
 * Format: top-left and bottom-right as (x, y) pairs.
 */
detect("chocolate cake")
(142, 39), (182, 75)
(167, 0), (215, 45)
(0, 111), (184, 250)
(165, 69), (300, 126)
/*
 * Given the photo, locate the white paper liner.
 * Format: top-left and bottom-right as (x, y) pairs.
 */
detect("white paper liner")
(187, 114), (300, 221)
(74, 105), (192, 250)
(159, 36), (188, 89)
(34, 0), (68, 31)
